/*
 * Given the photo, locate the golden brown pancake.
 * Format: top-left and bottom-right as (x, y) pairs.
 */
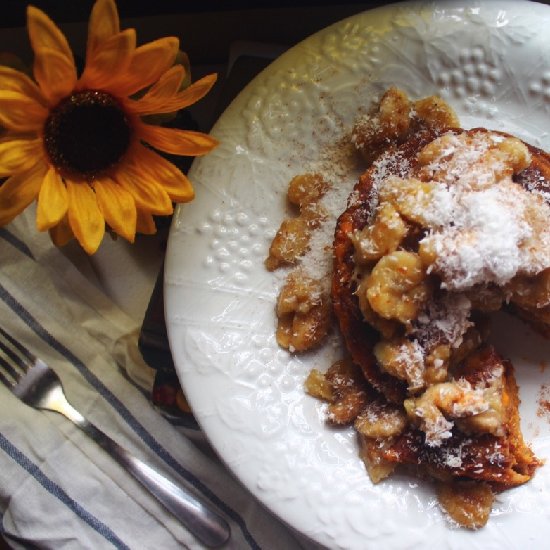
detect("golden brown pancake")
(332, 126), (550, 487)
(332, 127), (550, 403)
(379, 345), (540, 488)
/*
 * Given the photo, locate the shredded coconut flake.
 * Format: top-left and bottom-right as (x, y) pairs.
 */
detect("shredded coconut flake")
(395, 339), (426, 391)
(292, 138), (362, 283)
(414, 293), (473, 349)
(417, 132), (550, 290)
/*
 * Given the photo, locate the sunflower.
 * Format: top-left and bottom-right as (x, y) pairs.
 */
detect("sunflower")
(0, 0), (218, 253)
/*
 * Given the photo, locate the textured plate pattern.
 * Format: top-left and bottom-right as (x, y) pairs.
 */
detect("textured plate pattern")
(165, 1), (550, 548)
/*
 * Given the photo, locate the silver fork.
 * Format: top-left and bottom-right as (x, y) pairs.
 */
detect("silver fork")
(0, 326), (230, 548)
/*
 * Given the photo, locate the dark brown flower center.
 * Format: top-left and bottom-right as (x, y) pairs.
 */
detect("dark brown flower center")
(44, 90), (132, 179)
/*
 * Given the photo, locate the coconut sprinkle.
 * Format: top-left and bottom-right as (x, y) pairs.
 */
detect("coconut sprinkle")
(417, 132), (550, 290)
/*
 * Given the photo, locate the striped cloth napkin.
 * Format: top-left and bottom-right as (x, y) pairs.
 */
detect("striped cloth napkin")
(0, 206), (312, 549)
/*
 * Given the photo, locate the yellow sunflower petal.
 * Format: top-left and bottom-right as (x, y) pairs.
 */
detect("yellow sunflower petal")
(133, 144), (194, 202)
(112, 37), (179, 97)
(49, 215), (73, 247)
(79, 29), (136, 89)
(140, 64), (186, 101)
(135, 209), (157, 235)
(33, 47), (77, 105)
(86, 0), (120, 60)
(113, 162), (173, 216)
(27, 6), (74, 65)
(0, 90), (48, 132)
(36, 167), (68, 231)
(0, 66), (47, 107)
(138, 124), (219, 156)
(132, 73), (217, 115)
(92, 177), (137, 242)
(0, 138), (43, 177)
(125, 65), (185, 114)
(0, 161), (46, 226)
(66, 180), (105, 254)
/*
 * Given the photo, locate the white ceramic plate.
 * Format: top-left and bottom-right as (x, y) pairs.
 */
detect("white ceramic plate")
(164, 1), (550, 548)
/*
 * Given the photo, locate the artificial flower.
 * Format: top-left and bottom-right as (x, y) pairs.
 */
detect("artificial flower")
(0, 0), (218, 253)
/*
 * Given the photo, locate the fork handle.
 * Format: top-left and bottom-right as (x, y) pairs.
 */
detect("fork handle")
(86, 424), (230, 547)
(57, 405), (230, 547)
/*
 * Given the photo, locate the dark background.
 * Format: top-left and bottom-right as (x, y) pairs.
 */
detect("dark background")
(3, 1), (393, 27)
(3, 1), (549, 66)
(1, 2), (402, 67)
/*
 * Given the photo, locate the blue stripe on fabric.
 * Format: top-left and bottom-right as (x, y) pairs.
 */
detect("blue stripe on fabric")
(0, 432), (130, 549)
(0, 228), (34, 260)
(0, 284), (261, 549)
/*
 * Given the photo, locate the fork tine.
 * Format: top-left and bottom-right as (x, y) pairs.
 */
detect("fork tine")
(0, 326), (35, 363)
(0, 327), (35, 386)
(0, 340), (28, 374)
(0, 358), (15, 388)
